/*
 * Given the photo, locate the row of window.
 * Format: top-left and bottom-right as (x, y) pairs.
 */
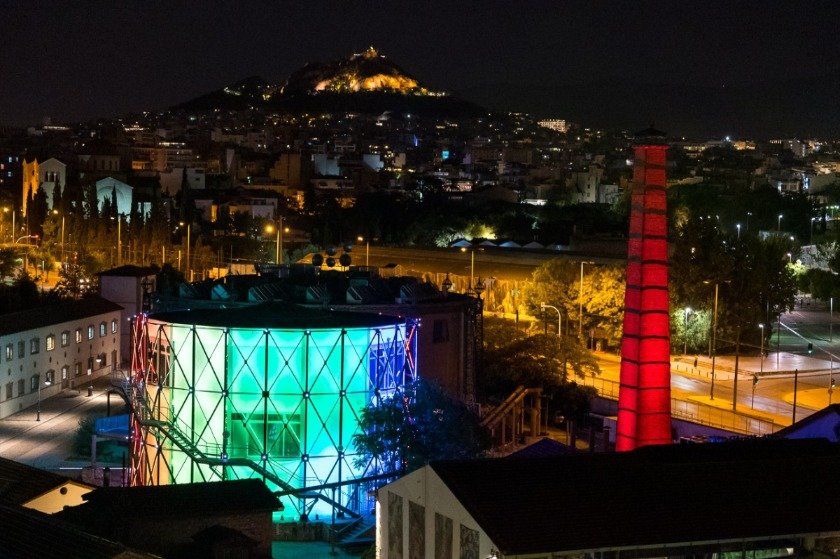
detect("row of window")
(4, 319), (118, 362)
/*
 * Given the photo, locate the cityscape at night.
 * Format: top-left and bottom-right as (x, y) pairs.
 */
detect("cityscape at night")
(2, 2), (840, 558)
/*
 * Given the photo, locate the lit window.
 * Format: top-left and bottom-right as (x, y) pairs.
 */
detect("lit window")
(46, 335), (55, 351)
(75, 329), (82, 343)
(61, 331), (70, 347)
(45, 370), (54, 384)
(87, 325), (94, 340)
(30, 375), (39, 391)
(30, 338), (39, 354)
(99, 322), (106, 337)
(5, 344), (12, 361)
(111, 319), (118, 334)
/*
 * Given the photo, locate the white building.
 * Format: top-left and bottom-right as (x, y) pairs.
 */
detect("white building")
(96, 177), (133, 217)
(0, 297), (122, 420)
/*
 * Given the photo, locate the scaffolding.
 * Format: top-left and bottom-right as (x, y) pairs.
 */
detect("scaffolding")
(126, 310), (418, 520)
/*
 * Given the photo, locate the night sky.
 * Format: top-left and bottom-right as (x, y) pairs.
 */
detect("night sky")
(2, 1), (840, 137)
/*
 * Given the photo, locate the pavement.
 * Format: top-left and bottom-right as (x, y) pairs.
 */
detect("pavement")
(0, 374), (127, 475)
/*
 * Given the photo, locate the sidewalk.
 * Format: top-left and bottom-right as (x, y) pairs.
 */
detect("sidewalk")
(0, 375), (125, 473)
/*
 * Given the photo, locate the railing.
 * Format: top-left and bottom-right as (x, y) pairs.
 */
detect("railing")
(577, 375), (780, 436)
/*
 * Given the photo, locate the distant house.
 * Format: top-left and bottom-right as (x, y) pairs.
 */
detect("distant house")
(60, 479), (282, 558)
(0, 456), (94, 514)
(0, 297), (122, 419)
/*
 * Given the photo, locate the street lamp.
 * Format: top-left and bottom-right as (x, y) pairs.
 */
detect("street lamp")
(460, 247), (478, 291)
(811, 217), (817, 244)
(703, 281), (721, 400)
(357, 235), (369, 267)
(540, 303), (562, 338)
(683, 307), (692, 355)
(786, 252), (792, 263)
(579, 261), (594, 338)
(777, 214), (783, 233)
(266, 217), (288, 265)
(36, 374), (51, 421)
(53, 209), (65, 266)
(179, 221), (191, 278)
(736, 223), (741, 240)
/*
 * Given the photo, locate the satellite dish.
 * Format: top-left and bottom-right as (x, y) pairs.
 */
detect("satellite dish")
(312, 254), (324, 266)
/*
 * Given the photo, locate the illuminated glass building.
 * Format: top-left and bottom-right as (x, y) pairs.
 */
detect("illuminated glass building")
(128, 303), (417, 520)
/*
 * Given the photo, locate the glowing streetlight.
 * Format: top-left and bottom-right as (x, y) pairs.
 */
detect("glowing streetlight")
(579, 261), (594, 338)
(179, 221), (191, 278)
(357, 236), (369, 267)
(736, 223), (741, 240)
(540, 303), (562, 338)
(777, 214), (783, 233)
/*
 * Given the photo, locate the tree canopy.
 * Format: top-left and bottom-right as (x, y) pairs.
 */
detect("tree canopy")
(353, 379), (490, 476)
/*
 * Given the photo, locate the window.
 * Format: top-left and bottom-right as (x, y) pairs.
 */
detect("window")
(99, 322), (106, 337)
(229, 413), (301, 458)
(87, 325), (94, 340)
(18, 341), (24, 358)
(46, 334), (55, 351)
(5, 344), (12, 361)
(75, 329), (82, 343)
(45, 370), (54, 385)
(74, 363), (82, 377)
(5, 383), (11, 400)
(432, 319), (450, 343)
(61, 331), (70, 347)
(61, 366), (68, 381)
(30, 338), (39, 354)
(30, 375), (39, 392)
(111, 319), (118, 334)
(17, 379), (24, 397)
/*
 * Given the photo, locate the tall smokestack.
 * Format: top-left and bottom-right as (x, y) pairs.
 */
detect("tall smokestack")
(616, 128), (672, 451)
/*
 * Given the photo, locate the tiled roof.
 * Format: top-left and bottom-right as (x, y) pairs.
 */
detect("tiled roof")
(0, 457), (80, 505)
(78, 478), (282, 517)
(0, 296), (123, 337)
(98, 265), (157, 277)
(431, 438), (840, 555)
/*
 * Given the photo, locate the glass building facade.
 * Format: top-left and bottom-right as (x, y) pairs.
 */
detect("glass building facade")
(128, 305), (417, 519)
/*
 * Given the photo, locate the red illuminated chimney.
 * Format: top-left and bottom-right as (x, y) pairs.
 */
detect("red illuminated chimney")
(616, 128), (672, 451)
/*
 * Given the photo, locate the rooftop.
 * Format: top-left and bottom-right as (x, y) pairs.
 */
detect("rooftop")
(150, 301), (405, 329)
(0, 296), (123, 337)
(431, 438), (840, 555)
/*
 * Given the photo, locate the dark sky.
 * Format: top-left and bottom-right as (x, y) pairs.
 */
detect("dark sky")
(2, 1), (840, 136)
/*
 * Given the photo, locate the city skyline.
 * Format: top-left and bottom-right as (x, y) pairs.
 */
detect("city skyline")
(2, 1), (840, 136)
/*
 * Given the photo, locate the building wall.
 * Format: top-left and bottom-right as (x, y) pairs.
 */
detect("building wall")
(377, 467), (498, 559)
(0, 309), (121, 419)
(100, 274), (155, 365)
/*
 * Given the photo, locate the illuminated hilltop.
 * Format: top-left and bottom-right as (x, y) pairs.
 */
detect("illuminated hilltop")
(279, 47), (445, 97)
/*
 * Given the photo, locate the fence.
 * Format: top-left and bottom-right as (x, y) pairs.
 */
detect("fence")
(577, 375), (780, 436)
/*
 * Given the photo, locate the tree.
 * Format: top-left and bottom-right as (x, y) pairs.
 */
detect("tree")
(522, 259), (625, 348)
(670, 216), (796, 349)
(0, 247), (19, 280)
(353, 379), (490, 476)
(481, 318), (598, 422)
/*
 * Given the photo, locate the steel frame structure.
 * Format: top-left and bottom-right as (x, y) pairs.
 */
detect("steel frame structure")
(128, 312), (418, 519)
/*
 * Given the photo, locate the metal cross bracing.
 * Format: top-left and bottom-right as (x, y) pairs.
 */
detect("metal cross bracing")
(127, 313), (417, 519)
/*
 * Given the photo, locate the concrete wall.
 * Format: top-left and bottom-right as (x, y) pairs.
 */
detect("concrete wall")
(377, 467), (499, 559)
(0, 310), (121, 419)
